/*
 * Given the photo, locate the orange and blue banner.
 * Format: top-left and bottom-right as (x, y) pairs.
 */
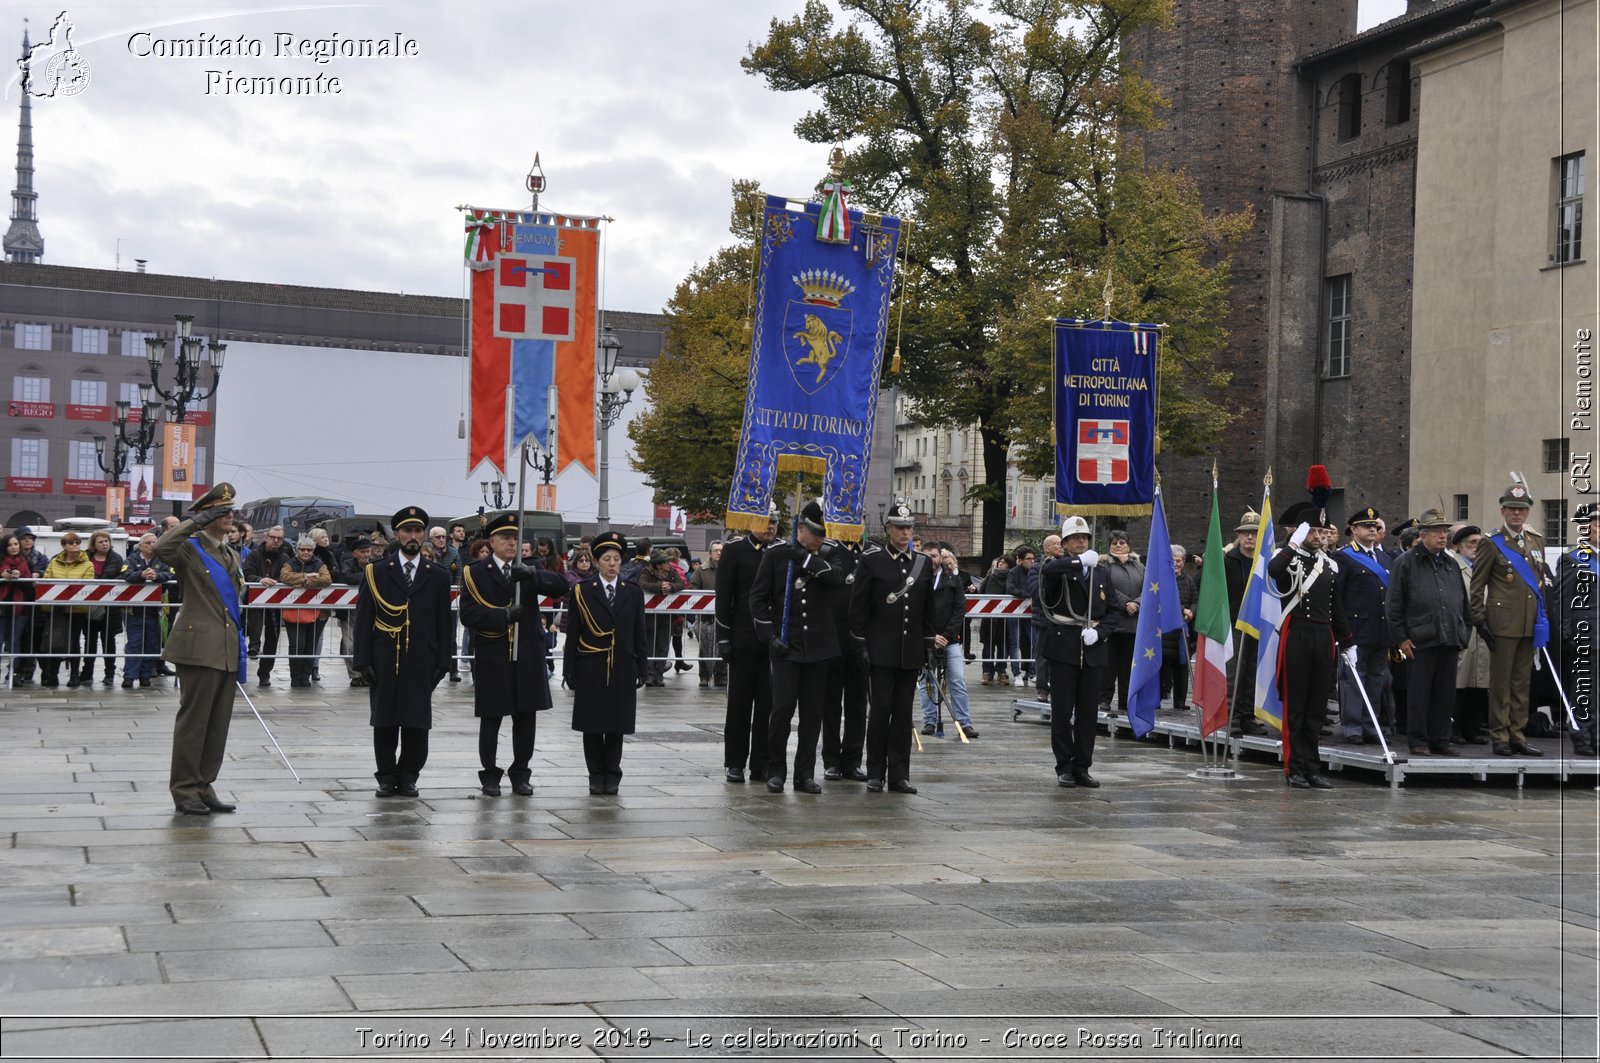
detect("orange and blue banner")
(1053, 319), (1158, 517)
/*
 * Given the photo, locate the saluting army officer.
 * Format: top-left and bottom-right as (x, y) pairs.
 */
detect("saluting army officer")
(457, 513), (573, 796)
(849, 498), (935, 793)
(751, 500), (850, 793)
(1470, 482), (1552, 756)
(716, 502), (779, 783)
(1037, 516), (1112, 788)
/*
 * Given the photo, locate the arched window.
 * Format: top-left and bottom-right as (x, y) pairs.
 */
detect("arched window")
(1384, 59), (1412, 125)
(1335, 73), (1362, 141)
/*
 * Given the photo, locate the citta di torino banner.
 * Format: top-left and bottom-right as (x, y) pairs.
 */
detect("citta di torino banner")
(1053, 318), (1159, 517)
(725, 194), (901, 539)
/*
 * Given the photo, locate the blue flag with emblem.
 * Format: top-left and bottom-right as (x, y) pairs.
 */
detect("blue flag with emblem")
(726, 193), (901, 540)
(1053, 319), (1159, 517)
(1126, 488), (1186, 737)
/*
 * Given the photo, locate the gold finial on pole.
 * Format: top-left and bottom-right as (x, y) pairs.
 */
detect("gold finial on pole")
(1101, 263), (1115, 321)
(829, 145), (846, 180)
(1263, 465), (1274, 489)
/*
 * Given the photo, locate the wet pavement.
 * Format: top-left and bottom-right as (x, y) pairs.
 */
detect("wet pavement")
(0, 655), (1595, 1061)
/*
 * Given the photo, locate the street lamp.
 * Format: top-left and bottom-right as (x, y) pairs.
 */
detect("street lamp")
(108, 387), (164, 465)
(93, 433), (131, 484)
(145, 314), (226, 424)
(595, 325), (638, 532)
(480, 476), (516, 510)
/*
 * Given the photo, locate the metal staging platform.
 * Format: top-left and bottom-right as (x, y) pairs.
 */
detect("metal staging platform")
(1011, 697), (1600, 788)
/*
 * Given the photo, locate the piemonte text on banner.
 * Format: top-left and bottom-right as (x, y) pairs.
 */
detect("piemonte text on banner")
(465, 207), (600, 478)
(726, 194), (902, 539)
(1053, 319), (1158, 517)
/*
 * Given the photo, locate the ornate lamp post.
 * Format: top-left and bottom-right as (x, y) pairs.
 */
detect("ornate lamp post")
(595, 326), (638, 532)
(145, 314), (226, 424)
(92, 432), (130, 485)
(480, 476), (516, 510)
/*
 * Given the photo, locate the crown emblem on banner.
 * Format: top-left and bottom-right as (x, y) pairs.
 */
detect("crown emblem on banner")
(793, 269), (855, 307)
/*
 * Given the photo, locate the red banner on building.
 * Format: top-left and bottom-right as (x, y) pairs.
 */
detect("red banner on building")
(63, 478), (106, 496)
(7, 401), (54, 419)
(5, 476), (50, 493)
(66, 404), (112, 422)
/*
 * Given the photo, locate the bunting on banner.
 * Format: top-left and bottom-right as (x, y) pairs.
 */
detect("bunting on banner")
(1052, 319), (1158, 516)
(725, 194), (902, 539)
(465, 207), (601, 477)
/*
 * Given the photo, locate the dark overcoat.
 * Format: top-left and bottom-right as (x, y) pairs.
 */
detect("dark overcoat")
(848, 544), (936, 669)
(1036, 554), (1112, 668)
(564, 576), (648, 734)
(457, 557), (570, 718)
(352, 551), (453, 729)
(714, 534), (771, 651)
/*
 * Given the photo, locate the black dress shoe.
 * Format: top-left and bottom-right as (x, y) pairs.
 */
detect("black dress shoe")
(374, 781), (398, 797)
(845, 769), (869, 782)
(823, 767), (843, 781)
(589, 783), (604, 795)
(866, 778), (885, 792)
(202, 797), (236, 813)
(1511, 742), (1545, 756)
(1409, 745), (1432, 757)
(1492, 742), (1516, 756)
(602, 782), (620, 795)
(121, 677), (134, 689)
(1072, 772), (1100, 789)
(1345, 735), (1364, 745)
(920, 723), (936, 735)
(960, 725), (979, 739)
(888, 780), (918, 794)
(139, 678), (151, 688)
(174, 799), (212, 815)
(766, 776), (785, 793)
(1306, 774), (1334, 789)
(258, 677), (270, 688)
(795, 779), (822, 794)
(749, 770), (768, 783)
(449, 672), (462, 683)
(101, 674), (113, 686)
(511, 779), (533, 796)
(1286, 773), (1311, 789)
(1239, 719), (1269, 736)
(1430, 745), (1462, 757)
(396, 781), (419, 797)
(66, 674), (80, 689)
(725, 768), (744, 783)
(1056, 773), (1078, 788)
(480, 781), (502, 797)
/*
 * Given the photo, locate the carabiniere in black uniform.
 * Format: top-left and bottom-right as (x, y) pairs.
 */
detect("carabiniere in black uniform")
(750, 500), (850, 794)
(1036, 517), (1112, 788)
(716, 504), (778, 783)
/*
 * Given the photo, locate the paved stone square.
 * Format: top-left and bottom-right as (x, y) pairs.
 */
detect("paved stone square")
(0, 657), (1595, 1061)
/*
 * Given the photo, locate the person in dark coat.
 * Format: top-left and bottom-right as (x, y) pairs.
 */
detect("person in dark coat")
(243, 526), (292, 688)
(715, 505), (778, 782)
(1161, 544), (1199, 712)
(1037, 516), (1112, 788)
(1335, 505), (1395, 742)
(352, 506), (454, 798)
(849, 499), (936, 793)
(334, 538), (375, 686)
(458, 513), (572, 796)
(565, 531), (649, 794)
(1223, 510), (1266, 735)
(820, 539), (869, 781)
(751, 500), (850, 793)
(1385, 507), (1473, 759)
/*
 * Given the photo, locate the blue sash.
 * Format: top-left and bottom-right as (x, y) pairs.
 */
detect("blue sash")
(192, 536), (247, 675)
(1340, 546), (1390, 589)
(1490, 533), (1549, 651)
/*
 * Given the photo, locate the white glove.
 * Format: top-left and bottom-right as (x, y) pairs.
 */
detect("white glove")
(1342, 646), (1358, 671)
(1079, 550), (1099, 569)
(1289, 522), (1310, 548)
(1081, 627), (1099, 646)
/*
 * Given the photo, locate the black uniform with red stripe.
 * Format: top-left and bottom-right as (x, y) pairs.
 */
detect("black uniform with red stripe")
(1268, 544), (1354, 780)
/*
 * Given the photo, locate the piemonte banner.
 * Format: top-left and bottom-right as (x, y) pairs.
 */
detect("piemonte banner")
(726, 194), (901, 539)
(1053, 319), (1159, 517)
(465, 207), (600, 477)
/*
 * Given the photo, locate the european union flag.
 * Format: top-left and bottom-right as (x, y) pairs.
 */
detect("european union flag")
(1126, 489), (1186, 737)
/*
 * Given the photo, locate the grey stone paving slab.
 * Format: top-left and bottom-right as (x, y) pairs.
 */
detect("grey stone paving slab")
(2, 902), (172, 928)
(71, 877), (329, 903)
(569, 909), (805, 939)
(1114, 918), (1414, 953)
(0, 950), (160, 993)
(126, 920), (335, 953)
(0, 1017), (265, 1061)
(900, 952), (1211, 990)
(778, 904), (1011, 933)
(901, 924), (1168, 957)
(1352, 916), (1570, 948)
(166, 895), (427, 923)
(254, 1011), (603, 1059)
(412, 886), (685, 917)
(337, 966), (671, 1009)
(1428, 1014), (1598, 1059)
(449, 936), (685, 972)
(1136, 976), (1453, 1014)
(639, 959), (947, 999)
(657, 930), (939, 966)
(322, 913), (590, 946)
(162, 941), (466, 982)
(0, 974), (352, 1016)
(0, 925), (127, 959)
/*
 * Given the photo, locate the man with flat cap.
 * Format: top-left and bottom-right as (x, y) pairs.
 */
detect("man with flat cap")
(1554, 502), (1599, 757)
(716, 502), (779, 783)
(565, 531), (649, 794)
(458, 513), (573, 796)
(154, 483), (248, 815)
(352, 506), (454, 797)
(1335, 504), (1394, 743)
(849, 498), (935, 793)
(751, 499), (850, 794)
(1470, 481), (1551, 756)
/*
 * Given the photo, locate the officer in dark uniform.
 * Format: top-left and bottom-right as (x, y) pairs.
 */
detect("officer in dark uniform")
(1268, 502), (1354, 789)
(352, 506), (455, 798)
(565, 531), (649, 794)
(1554, 502), (1598, 757)
(751, 500), (850, 793)
(821, 538), (869, 781)
(716, 503), (778, 783)
(1037, 516), (1112, 788)
(457, 513), (573, 796)
(1335, 505), (1393, 742)
(1470, 481), (1551, 756)
(849, 498), (935, 793)
(1224, 510), (1268, 736)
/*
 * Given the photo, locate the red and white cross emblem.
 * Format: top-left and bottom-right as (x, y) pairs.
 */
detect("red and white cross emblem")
(1077, 420), (1130, 484)
(494, 254), (576, 341)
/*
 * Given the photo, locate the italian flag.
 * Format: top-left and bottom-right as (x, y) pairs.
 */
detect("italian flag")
(1194, 483), (1234, 737)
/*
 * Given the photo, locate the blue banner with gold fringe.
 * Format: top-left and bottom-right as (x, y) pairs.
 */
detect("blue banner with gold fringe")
(726, 195), (901, 539)
(1053, 319), (1159, 517)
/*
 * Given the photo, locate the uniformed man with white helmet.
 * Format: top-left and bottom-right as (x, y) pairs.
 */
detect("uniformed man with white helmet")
(1037, 516), (1112, 788)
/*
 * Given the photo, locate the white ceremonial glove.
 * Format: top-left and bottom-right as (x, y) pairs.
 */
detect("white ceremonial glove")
(1079, 550), (1099, 569)
(1342, 646), (1358, 671)
(1081, 627), (1099, 646)
(1289, 522), (1311, 548)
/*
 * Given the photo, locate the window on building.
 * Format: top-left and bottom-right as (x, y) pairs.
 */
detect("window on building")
(1545, 499), (1569, 546)
(196, 445), (207, 480)
(70, 378), (106, 407)
(72, 327), (108, 355)
(1335, 73), (1362, 141)
(10, 436), (45, 477)
(120, 331), (156, 358)
(118, 381), (146, 407)
(1023, 486), (1035, 518)
(11, 375), (48, 402)
(1543, 437), (1571, 474)
(13, 323), (50, 350)
(1555, 152), (1585, 265)
(1324, 274), (1352, 378)
(1383, 59), (1411, 125)
(1454, 494), (1469, 521)
(68, 438), (99, 482)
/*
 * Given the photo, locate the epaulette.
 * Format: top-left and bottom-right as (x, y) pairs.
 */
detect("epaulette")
(860, 542), (884, 556)
(727, 535), (747, 544)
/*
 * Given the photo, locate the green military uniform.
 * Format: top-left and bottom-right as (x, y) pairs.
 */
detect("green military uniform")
(1469, 482), (1551, 754)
